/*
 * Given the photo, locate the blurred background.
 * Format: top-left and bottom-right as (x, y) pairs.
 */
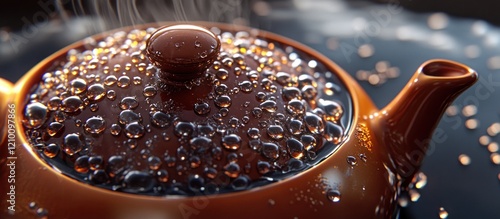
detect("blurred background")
(2, 0), (500, 218)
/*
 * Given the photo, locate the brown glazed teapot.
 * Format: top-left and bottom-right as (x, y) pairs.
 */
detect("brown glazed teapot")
(0, 22), (477, 219)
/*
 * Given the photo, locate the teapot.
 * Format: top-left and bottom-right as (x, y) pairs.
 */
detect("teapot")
(0, 22), (477, 218)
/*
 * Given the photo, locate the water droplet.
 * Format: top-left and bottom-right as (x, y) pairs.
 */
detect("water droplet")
(84, 116), (106, 134)
(298, 74), (316, 88)
(125, 122), (145, 138)
(194, 102), (211, 115)
(151, 111), (174, 128)
(267, 125), (284, 140)
(70, 78), (87, 94)
(43, 143), (59, 158)
(204, 167), (218, 179)
(119, 96), (139, 110)
(104, 75), (117, 86)
(89, 156), (103, 170)
(255, 92), (267, 102)
(194, 40), (202, 48)
(143, 85), (157, 97)
(288, 119), (304, 135)
(89, 103), (99, 112)
(190, 136), (212, 152)
(188, 174), (205, 192)
(106, 90), (117, 100)
(282, 87), (302, 101)
(359, 153), (368, 162)
(304, 112), (325, 134)
(123, 170), (154, 192)
(174, 122), (195, 137)
(276, 72), (292, 86)
(301, 85), (317, 100)
(197, 124), (215, 137)
(287, 138), (305, 159)
(110, 124), (122, 136)
(260, 100), (277, 112)
(87, 84), (106, 101)
(126, 139), (138, 149)
(216, 69), (229, 80)
(252, 107), (263, 118)
(224, 162), (241, 178)
(53, 111), (66, 123)
(439, 207), (448, 219)
(107, 155), (126, 177)
(47, 122), (64, 136)
(215, 84), (228, 95)
(74, 155), (90, 173)
(324, 122), (343, 144)
(239, 81), (253, 93)
(222, 134), (242, 151)
(157, 169), (169, 182)
(347, 155), (357, 166)
(319, 99), (344, 122)
(326, 189), (341, 202)
(262, 142), (280, 160)
(47, 97), (62, 111)
(119, 110), (141, 124)
(215, 95), (232, 108)
(231, 175), (249, 191)
(286, 99), (305, 115)
(63, 133), (84, 155)
(24, 102), (48, 128)
(117, 76), (131, 88)
(148, 156), (162, 170)
(36, 207), (48, 218)
(247, 128), (261, 139)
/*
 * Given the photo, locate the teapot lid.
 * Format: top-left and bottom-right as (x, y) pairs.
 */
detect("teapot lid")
(22, 24), (351, 196)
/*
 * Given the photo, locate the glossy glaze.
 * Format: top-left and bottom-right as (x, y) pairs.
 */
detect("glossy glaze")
(0, 23), (477, 219)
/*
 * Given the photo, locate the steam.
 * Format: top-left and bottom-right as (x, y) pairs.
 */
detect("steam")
(66, 0), (250, 33)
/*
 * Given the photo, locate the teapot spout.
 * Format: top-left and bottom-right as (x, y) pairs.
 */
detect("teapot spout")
(381, 59), (477, 185)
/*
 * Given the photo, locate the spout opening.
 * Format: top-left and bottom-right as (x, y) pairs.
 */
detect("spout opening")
(421, 60), (473, 78)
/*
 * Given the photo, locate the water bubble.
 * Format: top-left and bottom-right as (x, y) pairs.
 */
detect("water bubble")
(190, 136), (212, 152)
(107, 155), (126, 177)
(188, 174), (205, 193)
(157, 169), (169, 182)
(104, 75), (117, 86)
(222, 134), (242, 151)
(143, 85), (157, 97)
(255, 92), (267, 102)
(189, 156), (202, 168)
(61, 96), (84, 113)
(287, 138), (304, 159)
(301, 85), (317, 100)
(117, 76), (131, 88)
(119, 110), (141, 124)
(123, 170), (154, 192)
(324, 122), (344, 144)
(288, 119), (304, 135)
(106, 90), (117, 100)
(110, 124), (122, 136)
(151, 111), (174, 128)
(326, 189), (341, 202)
(174, 122), (195, 137)
(119, 97), (139, 110)
(90, 169), (109, 184)
(260, 100), (277, 112)
(267, 125), (284, 140)
(231, 175), (249, 191)
(89, 156), (103, 170)
(262, 142), (280, 160)
(63, 133), (84, 156)
(204, 167), (218, 179)
(70, 78), (87, 94)
(249, 139), (262, 151)
(74, 155), (90, 173)
(194, 102), (211, 115)
(47, 122), (64, 136)
(126, 139), (138, 149)
(298, 74), (316, 88)
(132, 76), (142, 85)
(286, 99), (305, 115)
(247, 128), (261, 139)
(224, 162), (241, 178)
(282, 87), (302, 101)
(239, 81), (253, 93)
(125, 122), (145, 138)
(304, 112), (325, 135)
(84, 116), (106, 134)
(287, 158), (304, 171)
(47, 97), (62, 111)
(211, 146), (223, 161)
(301, 135), (317, 150)
(347, 155), (357, 166)
(319, 99), (344, 122)
(216, 69), (229, 80)
(89, 103), (99, 112)
(276, 72), (292, 86)
(197, 124), (215, 137)
(215, 95), (232, 108)
(215, 84), (228, 95)
(24, 102), (48, 128)
(252, 107), (263, 118)
(148, 156), (162, 170)
(87, 84), (106, 101)
(43, 143), (59, 158)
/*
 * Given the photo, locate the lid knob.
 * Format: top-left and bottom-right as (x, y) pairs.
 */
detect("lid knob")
(146, 24), (221, 81)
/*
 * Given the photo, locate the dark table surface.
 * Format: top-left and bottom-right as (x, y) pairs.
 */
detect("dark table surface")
(1, 0), (500, 218)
